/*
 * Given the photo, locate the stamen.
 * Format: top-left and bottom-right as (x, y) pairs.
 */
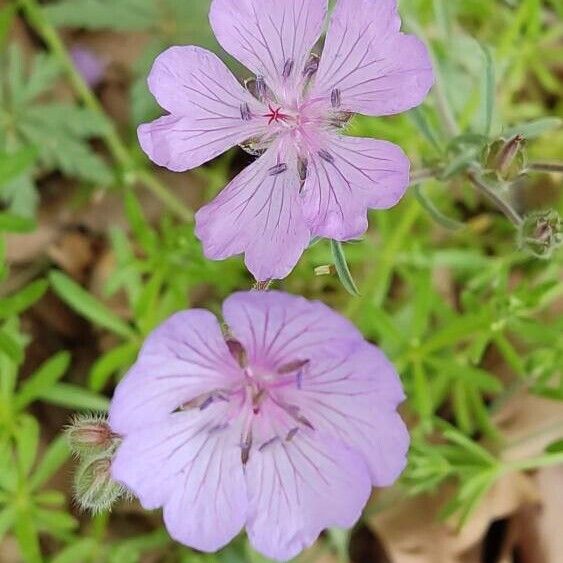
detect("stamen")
(268, 163), (288, 176)
(298, 158), (308, 186)
(318, 149), (334, 164)
(278, 359), (310, 374)
(259, 436), (280, 452)
(241, 430), (253, 465)
(200, 396), (214, 410)
(240, 102), (252, 121)
(226, 338), (247, 368)
(303, 53), (319, 79)
(255, 76), (267, 100)
(286, 428), (299, 442)
(331, 88), (341, 109)
(282, 59), (294, 79)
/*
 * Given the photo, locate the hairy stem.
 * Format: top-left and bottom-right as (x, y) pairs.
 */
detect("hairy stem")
(18, 0), (193, 223)
(528, 161), (563, 174)
(467, 169), (523, 227)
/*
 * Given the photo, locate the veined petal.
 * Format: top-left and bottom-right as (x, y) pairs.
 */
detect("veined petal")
(195, 142), (311, 281)
(112, 406), (247, 552)
(302, 135), (410, 240)
(139, 46), (266, 171)
(245, 401), (371, 561)
(311, 0), (433, 116)
(109, 310), (241, 435)
(222, 291), (364, 369)
(210, 0), (327, 98)
(283, 343), (409, 486)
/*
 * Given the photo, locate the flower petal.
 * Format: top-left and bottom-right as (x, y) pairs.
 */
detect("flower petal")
(283, 343), (409, 486)
(245, 401), (371, 561)
(112, 406), (247, 552)
(302, 135), (410, 239)
(109, 310), (241, 435)
(311, 0), (433, 116)
(222, 290), (364, 369)
(139, 46), (266, 171)
(195, 142), (311, 281)
(210, 0), (327, 97)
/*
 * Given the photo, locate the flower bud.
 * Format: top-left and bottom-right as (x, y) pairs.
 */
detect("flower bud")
(66, 415), (118, 456)
(482, 135), (527, 182)
(518, 209), (562, 258)
(74, 453), (124, 513)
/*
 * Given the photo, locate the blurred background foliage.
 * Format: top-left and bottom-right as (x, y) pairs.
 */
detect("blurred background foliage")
(0, 0), (562, 561)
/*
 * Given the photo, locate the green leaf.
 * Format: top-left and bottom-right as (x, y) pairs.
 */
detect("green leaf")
(39, 383), (109, 411)
(49, 271), (137, 340)
(413, 185), (463, 230)
(50, 539), (97, 563)
(429, 358), (503, 393)
(479, 44), (495, 137)
(331, 240), (360, 296)
(0, 212), (36, 233)
(504, 117), (562, 140)
(29, 435), (70, 491)
(0, 147), (37, 187)
(0, 5), (16, 48)
(45, 0), (155, 31)
(546, 439), (563, 454)
(0, 280), (48, 320)
(0, 327), (24, 364)
(13, 509), (42, 563)
(0, 507), (15, 543)
(15, 352), (71, 411)
(15, 414), (40, 476)
(89, 341), (138, 391)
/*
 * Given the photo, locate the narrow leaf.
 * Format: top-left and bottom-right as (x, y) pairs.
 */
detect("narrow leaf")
(331, 240), (360, 296)
(0, 280), (48, 319)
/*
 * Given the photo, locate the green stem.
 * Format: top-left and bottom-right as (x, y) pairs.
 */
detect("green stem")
(528, 161), (563, 174)
(346, 198), (420, 320)
(18, 0), (193, 223)
(467, 169), (523, 227)
(506, 452), (563, 473)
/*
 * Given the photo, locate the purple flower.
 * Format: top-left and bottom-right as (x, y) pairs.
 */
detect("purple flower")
(138, 0), (433, 281)
(109, 291), (409, 560)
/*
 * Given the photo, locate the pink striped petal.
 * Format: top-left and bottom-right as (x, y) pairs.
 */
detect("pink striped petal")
(311, 0), (433, 116)
(139, 46), (266, 171)
(112, 407), (247, 552)
(210, 0), (327, 99)
(245, 400), (371, 560)
(302, 135), (410, 240)
(280, 342), (410, 486)
(195, 142), (311, 281)
(108, 310), (241, 435)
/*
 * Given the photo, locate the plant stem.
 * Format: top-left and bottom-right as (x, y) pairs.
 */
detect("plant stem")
(506, 452), (563, 473)
(18, 0), (193, 223)
(346, 198), (420, 320)
(467, 169), (523, 227)
(528, 161), (563, 174)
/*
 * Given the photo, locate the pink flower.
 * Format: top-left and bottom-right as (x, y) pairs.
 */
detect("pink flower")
(109, 291), (409, 560)
(138, 0), (434, 280)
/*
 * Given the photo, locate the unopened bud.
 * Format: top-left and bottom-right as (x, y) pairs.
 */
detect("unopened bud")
(518, 210), (562, 259)
(74, 453), (124, 513)
(482, 135), (527, 181)
(66, 415), (118, 456)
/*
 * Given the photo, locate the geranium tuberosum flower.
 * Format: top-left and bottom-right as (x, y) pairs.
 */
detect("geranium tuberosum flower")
(138, 0), (433, 280)
(109, 291), (409, 560)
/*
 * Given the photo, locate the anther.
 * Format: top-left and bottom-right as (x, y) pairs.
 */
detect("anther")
(283, 59), (294, 79)
(318, 149), (334, 164)
(226, 338), (247, 368)
(278, 359), (310, 374)
(303, 53), (319, 79)
(241, 430), (253, 465)
(286, 428), (299, 442)
(268, 163), (288, 176)
(298, 158), (308, 186)
(240, 102), (252, 121)
(331, 88), (341, 109)
(259, 436), (280, 452)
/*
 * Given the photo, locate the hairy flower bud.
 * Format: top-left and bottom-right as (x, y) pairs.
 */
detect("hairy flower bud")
(518, 210), (562, 259)
(66, 415), (118, 456)
(74, 453), (125, 513)
(482, 135), (527, 182)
